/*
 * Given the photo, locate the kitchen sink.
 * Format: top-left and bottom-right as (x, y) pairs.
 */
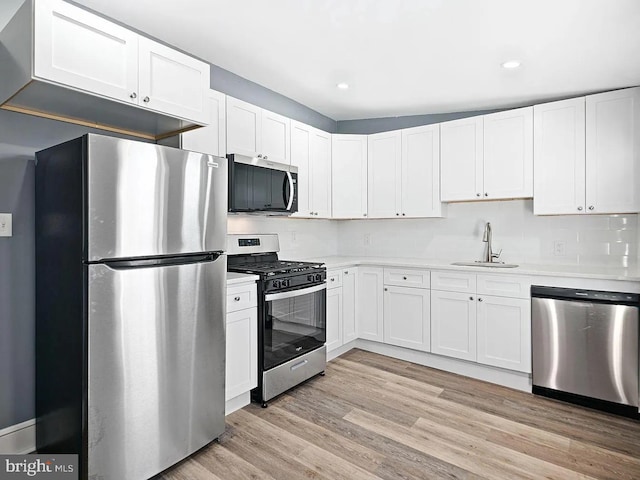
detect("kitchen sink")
(451, 261), (519, 268)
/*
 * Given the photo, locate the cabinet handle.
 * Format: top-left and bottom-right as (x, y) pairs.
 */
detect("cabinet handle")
(330, 278), (335, 282)
(469, 296), (474, 301)
(143, 96), (150, 103)
(384, 288), (388, 291)
(264, 155), (269, 160)
(396, 213), (399, 216)
(403, 276), (407, 280)
(257, 154), (263, 158)
(234, 296), (241, 301)
(402, 213), (405, 216)
(363, 213), (367, 217)
(315, 212), (319, 216)
(478, 297), (483, 302)
(577, 206), (583, 211)
(484, 192), (488, 197)
(130, 92), (137, 99)
(588, 205), (595, 211)
(344, 271), (348, 274)
(476, 193), (481, 197)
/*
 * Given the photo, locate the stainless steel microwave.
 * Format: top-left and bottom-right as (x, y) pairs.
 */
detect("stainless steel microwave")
(227, 154), (298, 215)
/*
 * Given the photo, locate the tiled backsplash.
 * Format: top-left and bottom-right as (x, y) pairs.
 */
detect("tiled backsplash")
(227, 201), (639, 268)
(337, 200), (639, 268)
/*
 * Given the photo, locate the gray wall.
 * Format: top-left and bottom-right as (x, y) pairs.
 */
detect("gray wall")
(0, 155), (34, 430)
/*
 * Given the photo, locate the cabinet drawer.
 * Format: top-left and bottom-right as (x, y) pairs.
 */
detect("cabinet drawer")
(476, 275), (531, 299)
(227, 283), (257, 313)
(384, 268), (430, 289)
(431, 271), (476, 293)
(327, 269), (343, 289)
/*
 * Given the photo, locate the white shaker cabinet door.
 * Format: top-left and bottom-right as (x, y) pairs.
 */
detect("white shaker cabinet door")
(138, 36), (209, 124)
(34, 0), (139, 105)
(585, 87), (640, 214)
(342, 268), (358, 344)
(357, 267), (384, 342)
(483, 107), (533, 200)
(332, 134), (368, 219)
(326, 287), (344, 353)
(383, 285), (430, 352)
(476, 296), (531, 373)
(310, 129), (333, 218)
(225, 308), (258, 401)
(226, 96), (262, 157)
(533, 97), (586, 215)
(180, 89), (226, 156)
(401, 124), (443, 217)
(440, 116), (484, 202)
(290, 121), (312, 217)
(430, 290), (477, 361)
(368, 130), (402, 218)
(261, 109), (291, 165)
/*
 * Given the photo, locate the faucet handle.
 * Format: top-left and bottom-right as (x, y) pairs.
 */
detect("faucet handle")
(491, 249), (502, 260)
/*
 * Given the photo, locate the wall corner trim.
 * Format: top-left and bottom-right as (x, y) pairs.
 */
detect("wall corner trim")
(0, 419), (35, 454)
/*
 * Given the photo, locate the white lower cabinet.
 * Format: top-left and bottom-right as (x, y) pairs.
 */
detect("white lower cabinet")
(476, 295), (531, 373)
(326, 268), (358, 353)
(225, 281), (258, 414)
(430, 290), (477, 361)
(383, 285), (430, 352)
(357, 267), (384, 342)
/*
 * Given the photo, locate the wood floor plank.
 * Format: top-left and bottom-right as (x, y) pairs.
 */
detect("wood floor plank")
(154, 349), (640, 480)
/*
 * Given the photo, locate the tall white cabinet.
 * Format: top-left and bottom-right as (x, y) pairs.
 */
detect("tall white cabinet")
(332, 135), (368, 219)
(368, 131), (402, 218)
(440, 116), (484, 201)
(534, 87), (640, 215)
(357, 267), (384, 342)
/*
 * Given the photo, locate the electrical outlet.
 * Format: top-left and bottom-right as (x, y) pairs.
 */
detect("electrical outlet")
(363, 233), (371, 246)
(553, 240), (566, 256)
(0, 213), (12, 237)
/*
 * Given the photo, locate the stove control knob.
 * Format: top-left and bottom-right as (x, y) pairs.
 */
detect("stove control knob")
(307, 274), (314, 281)
(273, 280), (281, 288)
(281, 279), (290, 288)
(315, 273), (322, 282)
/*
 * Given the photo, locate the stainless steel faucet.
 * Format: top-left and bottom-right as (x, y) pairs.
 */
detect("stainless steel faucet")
(481, 222), (501, 263)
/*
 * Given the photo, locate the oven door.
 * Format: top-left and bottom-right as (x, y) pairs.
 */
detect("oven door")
(263, 283), (326, 370)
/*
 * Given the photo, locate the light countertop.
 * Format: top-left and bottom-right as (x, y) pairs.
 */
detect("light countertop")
(298, 255), (640, 282)
(226, 272), (259, 285)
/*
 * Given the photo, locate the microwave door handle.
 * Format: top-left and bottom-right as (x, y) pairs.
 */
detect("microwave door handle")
(265, 283), (326, 302)
(285, 171), (294, 211)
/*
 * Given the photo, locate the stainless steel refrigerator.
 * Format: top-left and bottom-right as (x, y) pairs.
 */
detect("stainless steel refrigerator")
(35, 134), (228, 480)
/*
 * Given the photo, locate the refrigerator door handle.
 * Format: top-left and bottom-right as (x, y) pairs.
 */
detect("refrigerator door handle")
(104, 252), (222, 270)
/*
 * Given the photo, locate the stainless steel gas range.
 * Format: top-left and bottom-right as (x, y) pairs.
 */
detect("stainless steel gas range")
(227, 234), (327, 407)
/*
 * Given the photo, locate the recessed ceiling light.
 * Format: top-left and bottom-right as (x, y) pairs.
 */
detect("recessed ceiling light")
(336, 82), (349, 90)
(501, 60), (521, 69)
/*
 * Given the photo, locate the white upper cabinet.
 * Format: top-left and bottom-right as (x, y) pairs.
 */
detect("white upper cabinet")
(226, 97), (262, 157)
(137, 37), (209, 124)
(483, 107), (533, 199)
(34, 0), (139, 105)
(177, 89), (226, 156)
(291, 121), (332, 218)
(533, 97), (586, 215)
(441, 109), (533, 202)
(534, 87), (640, 215)
(440, 116), (484, 201)
(226, 97), (290, 164)
(401, 124), (444, 218)
(585, 87), (640, 214)
(332, 134), (368, 219)
(368, 131), (402, 218)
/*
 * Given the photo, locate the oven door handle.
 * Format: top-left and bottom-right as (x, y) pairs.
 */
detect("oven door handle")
(265, 283), (326, 302)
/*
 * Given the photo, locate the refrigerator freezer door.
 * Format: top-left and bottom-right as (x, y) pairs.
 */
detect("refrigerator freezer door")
(86, 135), (227, 261)
(87, 256), (226, 480)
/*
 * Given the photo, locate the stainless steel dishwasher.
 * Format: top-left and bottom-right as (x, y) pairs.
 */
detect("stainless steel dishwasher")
(531, 286), (639, 417)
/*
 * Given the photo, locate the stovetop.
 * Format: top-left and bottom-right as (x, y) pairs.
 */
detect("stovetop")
(228, 253), (324, 277)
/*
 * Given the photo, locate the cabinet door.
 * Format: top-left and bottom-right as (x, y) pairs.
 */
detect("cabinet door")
(34, 0), (138, 105)
(477, 296), (531, 373)
(533, 97), (586, 215)
(401, 124), (443, 217)
(310, 129), (333, 218)
(180, 89), (226, 156)
(332, 135), (368, 218)
(290, 121), (312, 217)
(368, 131), (401, 218)
(586, 87), (640, 214)
(138, 37), (209, 124)
(430, 290), (477, 361)
(226, 96), (262, 157)
(342, 268), (358, 344)
(440, 116), (483, 201)
(384, 286), (430, 352)
(483, 107), (533, 199)
(326, 287), (343, 353)
(261, 109), (291, 164)
(357, 267), (384, 342)
(225, 308), (258, 401)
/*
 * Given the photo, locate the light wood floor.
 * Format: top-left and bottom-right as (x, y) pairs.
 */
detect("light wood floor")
(157, 349), (640, 480)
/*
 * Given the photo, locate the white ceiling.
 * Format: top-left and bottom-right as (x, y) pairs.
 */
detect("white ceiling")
(4, 0), (640, 120)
